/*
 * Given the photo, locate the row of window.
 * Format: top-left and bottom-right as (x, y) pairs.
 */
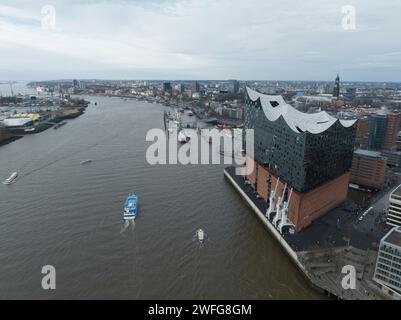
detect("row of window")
(377, 263), (401, 276)
(375, 271), (401, 289)
(376, 268), (401, 282)
(389, 202), (401, 210)
(387, 215), (401, 226)
(391, 194), (401, 201)
(381, 245), (401, 258)
(387, 210), (401, 218)
(378, 255), (401, 268)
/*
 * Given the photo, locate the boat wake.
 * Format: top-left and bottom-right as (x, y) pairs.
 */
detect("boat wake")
(16, 130), (122, 181)
(120, 219), (135, 234)
(19, 142), (100, 180)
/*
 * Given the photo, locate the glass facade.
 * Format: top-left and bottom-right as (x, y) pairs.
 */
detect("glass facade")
(368, 114), (387, 149)
(244, 92), (356, 192)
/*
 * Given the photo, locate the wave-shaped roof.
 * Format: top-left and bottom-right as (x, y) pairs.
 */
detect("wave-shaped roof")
(246, 87), (356, 134)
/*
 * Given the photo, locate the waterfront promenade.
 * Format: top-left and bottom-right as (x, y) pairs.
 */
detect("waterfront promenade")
(224, 166), (390, 300)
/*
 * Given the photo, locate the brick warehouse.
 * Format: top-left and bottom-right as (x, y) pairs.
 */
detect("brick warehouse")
(243, 88), (357, 232)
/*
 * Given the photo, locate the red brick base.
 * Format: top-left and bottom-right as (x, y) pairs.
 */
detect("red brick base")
(245, 160), (350, 231)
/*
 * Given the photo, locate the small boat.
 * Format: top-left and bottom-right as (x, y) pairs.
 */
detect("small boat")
(3, 172), (18, 185)
(80, 159), (93, 165)
(196, 229), (205, 242)
(123, 194), (138, 220)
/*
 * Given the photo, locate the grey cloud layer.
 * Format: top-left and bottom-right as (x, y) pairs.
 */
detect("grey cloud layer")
(0, 0), (400, 81)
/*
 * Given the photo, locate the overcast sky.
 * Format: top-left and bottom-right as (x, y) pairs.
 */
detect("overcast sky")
(0, 0), (400, 81)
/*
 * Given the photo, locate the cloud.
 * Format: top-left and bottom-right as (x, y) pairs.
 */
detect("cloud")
(0, 0), (400, 81)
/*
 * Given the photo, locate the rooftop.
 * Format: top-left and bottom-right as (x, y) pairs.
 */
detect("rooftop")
(246, 87), (356, 134)
(383, 227), (401, 247)
(391, 184), (401, 197)
(354, 149), (383, 158)
(2, 117), (33, 127)
(382, 150), (401, 155)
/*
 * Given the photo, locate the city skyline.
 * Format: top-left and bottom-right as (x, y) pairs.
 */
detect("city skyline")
(0, 0), (400, 81)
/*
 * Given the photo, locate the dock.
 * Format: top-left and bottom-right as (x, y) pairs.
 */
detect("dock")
(224, 166), (389, 300)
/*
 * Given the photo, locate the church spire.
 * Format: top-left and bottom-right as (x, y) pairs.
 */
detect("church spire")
(333, 74), (340, 99)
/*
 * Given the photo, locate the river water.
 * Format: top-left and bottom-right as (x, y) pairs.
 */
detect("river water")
(0, 95), (322, 299)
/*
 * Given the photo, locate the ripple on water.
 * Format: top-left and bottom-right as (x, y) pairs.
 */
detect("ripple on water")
(0, 95), (322, 299)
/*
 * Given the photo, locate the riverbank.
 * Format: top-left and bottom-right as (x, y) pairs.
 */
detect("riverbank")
(0, 135), (23, 147)
(224, 166), (389, 300)
(0, 102), (89, 147)
(89, 93), (243, 128)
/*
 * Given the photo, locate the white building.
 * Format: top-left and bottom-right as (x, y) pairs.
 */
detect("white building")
(2, 117), (33, 128)
(388, 185), (401, 227)
(373, 227), (401, 299)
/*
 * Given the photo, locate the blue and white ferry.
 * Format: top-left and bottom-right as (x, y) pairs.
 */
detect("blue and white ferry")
(123, 194), (138, 220)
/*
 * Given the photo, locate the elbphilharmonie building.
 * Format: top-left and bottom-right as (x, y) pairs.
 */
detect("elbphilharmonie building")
(244, 87), (357, 231)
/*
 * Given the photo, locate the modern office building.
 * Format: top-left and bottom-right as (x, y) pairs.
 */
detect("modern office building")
(388, 185), (401, 227)
(228, 79), (240, 94)
(383, 113), (401, 150)
(373, 227), (401, 299)
(369, 112), (387, 150)
(162, 82), (172, 93)
(350, 149), (387, 190)
(368, 108), (401, 150)
(244, 87), (356, 231)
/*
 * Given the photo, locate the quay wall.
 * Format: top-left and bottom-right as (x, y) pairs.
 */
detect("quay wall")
(224, 168), (303, 270)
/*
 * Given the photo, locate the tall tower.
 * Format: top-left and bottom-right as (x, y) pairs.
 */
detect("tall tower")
(333, 74), (340, 99)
